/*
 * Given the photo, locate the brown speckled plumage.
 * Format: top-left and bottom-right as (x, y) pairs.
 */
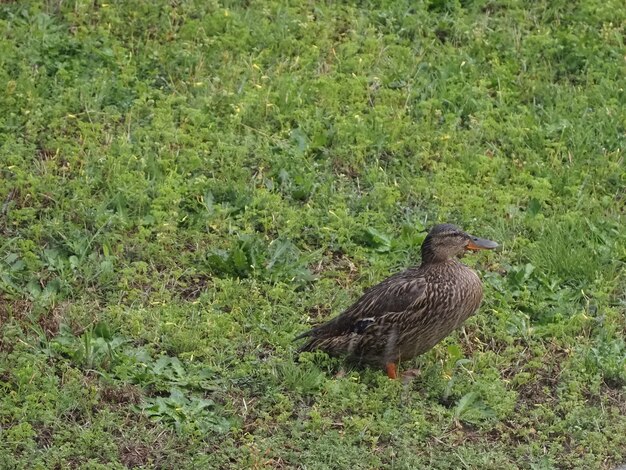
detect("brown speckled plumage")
(297, 223), (498, 378)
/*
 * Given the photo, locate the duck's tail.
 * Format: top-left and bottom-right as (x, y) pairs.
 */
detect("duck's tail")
(293, 329), (313, 342)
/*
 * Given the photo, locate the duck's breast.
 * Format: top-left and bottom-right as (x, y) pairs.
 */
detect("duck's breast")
(451, 265), (483, 327)
(398, 262), (484, 359)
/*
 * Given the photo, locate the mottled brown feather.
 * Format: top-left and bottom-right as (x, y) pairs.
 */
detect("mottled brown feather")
(297, 224), (494, 369)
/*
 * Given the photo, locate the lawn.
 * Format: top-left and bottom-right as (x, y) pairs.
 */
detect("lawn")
(0, 0), (625, 468)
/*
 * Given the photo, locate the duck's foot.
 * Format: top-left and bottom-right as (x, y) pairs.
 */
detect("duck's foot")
(385, 363), (420, 382)
(400, 368), (421, 384)
(385, 363), (398, 379)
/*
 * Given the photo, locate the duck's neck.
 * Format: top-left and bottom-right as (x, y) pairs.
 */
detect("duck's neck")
(421, 256), (457, 268)
(421, 248), (454, 264)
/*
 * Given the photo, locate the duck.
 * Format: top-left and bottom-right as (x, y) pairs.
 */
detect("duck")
(296, 223), (498, 379)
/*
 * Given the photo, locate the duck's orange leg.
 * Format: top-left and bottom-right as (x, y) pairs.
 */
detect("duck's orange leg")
(385, 363), (398, 379)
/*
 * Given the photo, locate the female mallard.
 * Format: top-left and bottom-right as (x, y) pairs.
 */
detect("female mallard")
(297, 223), (498, 379)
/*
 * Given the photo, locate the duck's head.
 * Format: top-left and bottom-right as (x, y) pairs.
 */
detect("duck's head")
(421, 223), (498, 263)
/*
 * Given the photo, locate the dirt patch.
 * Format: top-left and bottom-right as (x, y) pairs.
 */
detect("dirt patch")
(603, 384), (626, 414)
(100, 383), (142, 408)
(38, 303), (67, 339)
(583, 382), (626, 414)
(35, 425), (55, 449)
(305, 304), (332, 321)
(119, 442), (152, 468)
(0, 369), (11, 383)
(0, 297), (33, 323)
(310, 249), (358, 281)
(331, 159), (360, 180)
(460, 322), (530, 358)
(0, 299), (68, 344)
(177, 273), (212, 301)
(513, 344), (569, 408)
(37, 146), (57, 161)
(0, 298), (33, 352)
(0, 187), (19, 231)
(116, 418), (177, 469)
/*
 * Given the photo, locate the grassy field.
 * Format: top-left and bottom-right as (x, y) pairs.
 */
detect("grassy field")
(1, 0), (625, 468)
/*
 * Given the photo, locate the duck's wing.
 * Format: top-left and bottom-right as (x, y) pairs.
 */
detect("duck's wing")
(297, 268), (427, 340)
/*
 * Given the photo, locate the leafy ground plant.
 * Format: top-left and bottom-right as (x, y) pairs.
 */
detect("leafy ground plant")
(1, 0), (625, 468)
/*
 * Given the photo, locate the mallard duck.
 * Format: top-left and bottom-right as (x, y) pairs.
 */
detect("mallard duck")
(296, 223), (498, 379)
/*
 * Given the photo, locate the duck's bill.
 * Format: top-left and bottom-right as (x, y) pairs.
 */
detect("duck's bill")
(466, 237), (499, 251)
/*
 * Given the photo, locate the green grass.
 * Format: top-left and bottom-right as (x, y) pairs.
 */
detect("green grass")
(1, 0), (625, 468)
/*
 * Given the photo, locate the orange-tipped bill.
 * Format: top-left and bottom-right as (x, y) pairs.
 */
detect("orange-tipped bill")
(466, 236), (499, 251)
